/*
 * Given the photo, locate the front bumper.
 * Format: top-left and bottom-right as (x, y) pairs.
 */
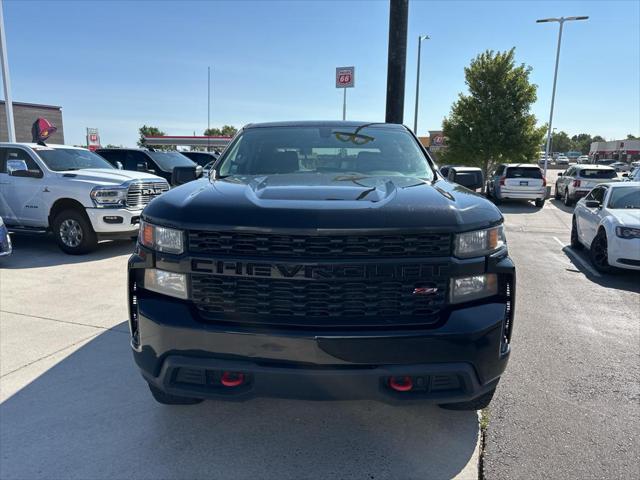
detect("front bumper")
(608, 236), (640, 270)
(128, 252), (515, 403)
(86, 207), (141, 234)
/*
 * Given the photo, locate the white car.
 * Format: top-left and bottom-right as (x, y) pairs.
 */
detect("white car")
(577, 155), (590, 164)
(486, 163), (546, 207)
(0, 143), (169, 254)
(555, 165), (619, 206)
(571, 182), (640, 272)
(610, 162), (631, 172)
(555, 155), (570, 166)
(624, 167), (640, 182)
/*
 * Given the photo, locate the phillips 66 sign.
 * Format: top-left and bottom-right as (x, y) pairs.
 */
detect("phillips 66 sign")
(336, 66), (355, 88)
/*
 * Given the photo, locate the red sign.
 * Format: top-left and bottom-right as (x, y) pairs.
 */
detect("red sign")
(336, 66), (355, 88)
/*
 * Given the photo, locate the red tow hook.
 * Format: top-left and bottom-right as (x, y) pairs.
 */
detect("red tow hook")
(220, 371), (245, 387)
(389, 376), (413, 392)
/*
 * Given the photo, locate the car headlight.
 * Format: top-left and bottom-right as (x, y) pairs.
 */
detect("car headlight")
(454, 225), (506, 258)
(139, 220), (184, 254)
(143, 268), (188, 299)
(615, 226), (640, 239)
(450, 274), (498, 304)
(90, 186), (127, 208)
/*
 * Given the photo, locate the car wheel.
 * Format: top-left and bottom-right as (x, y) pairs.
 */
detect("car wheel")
(52, 209), (98, 255)
(554, 184), (561, 200)
(439, 388), (496, 411)
(535, 198), (545, 208)
(589, 229), (615, 273)
(148, 383), (204, 405)
(563, 189), (573, 207)
(570, 216), (582, 249)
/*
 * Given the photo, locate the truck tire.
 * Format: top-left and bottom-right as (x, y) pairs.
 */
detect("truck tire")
(439, 388), (496, 411)
(148, 383), (203, 405)
(52, 209), (98, 255)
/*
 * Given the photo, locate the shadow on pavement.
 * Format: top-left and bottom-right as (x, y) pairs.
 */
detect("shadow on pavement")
(0, 234), (135, 269)
(548, 199), (575, 214)
(562, 246), (640, 294)
(496, 200), (543, 214)
(0, 324), (479, 480)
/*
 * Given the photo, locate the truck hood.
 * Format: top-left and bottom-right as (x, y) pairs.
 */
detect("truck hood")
(143, 173), (502, 233)
(55, 168), (165, 187)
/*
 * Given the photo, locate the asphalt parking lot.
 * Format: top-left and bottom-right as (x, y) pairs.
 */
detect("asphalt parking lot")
(1, 176), (638, 479)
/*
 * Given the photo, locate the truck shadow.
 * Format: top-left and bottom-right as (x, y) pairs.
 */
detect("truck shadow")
(0, 324), (480, 480)
(0, 234), (135, 269)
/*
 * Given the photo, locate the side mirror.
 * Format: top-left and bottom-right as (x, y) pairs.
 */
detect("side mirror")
(7, 159), (28, 174)
(172, 166), (197, 186)
(585, 200), (600, 208)
(557, 172), (563, 177)
(209, 168), (218, 180)
(115, 161), (124, 170)
(622, 173), (629, 178)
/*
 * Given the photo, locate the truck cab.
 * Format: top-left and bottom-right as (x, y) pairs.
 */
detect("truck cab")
(0, 143), (169, 254)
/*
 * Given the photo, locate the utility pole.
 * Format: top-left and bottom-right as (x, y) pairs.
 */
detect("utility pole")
(537, 16), (588, 177)
(0, 0), (16, 142)
(385, 0), (409, 124)
(413, 35), (430, 134)
(207, 66), (211, 151)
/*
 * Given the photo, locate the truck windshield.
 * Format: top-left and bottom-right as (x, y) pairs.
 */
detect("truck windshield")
(608, 187), (640, 209)
(218, 125), (434, 179)
(36, 148), (115, 171)
(146, 152), (195, 171)
(579, 169), (617, 179)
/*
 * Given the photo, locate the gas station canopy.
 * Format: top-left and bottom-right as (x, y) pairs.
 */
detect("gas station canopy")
(142, 135), (232, 148)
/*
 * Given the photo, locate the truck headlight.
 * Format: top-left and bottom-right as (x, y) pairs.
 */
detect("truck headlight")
(450, 274), (498, 304)
(90, 186), (127, 207)
(144, 269), (188, 299)
(615, 226), (640, 239)
(454, 225), (506, 258)
(139, 220), (184, 254)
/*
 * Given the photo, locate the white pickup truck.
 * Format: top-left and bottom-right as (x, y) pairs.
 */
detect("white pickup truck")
(0, 143), (169, 254)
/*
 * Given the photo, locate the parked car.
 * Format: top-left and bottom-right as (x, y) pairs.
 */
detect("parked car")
(577, 155), (590, 164)
(129, 121), (515, 410)
(610, 162), (631, 172)
(555, 155), (570, 166)
(180, 151), (219, 168)
(0, 216), (11, 257)
(571, 182), (640, 272)
(596, 158), (616, 166)
(0, 143), (169, 254)
(96, 148), (202, 187)
(486, 163), (546, 207)
(555, 165), (618, 206)
(623, 167), (640, 182)
(447, 166), (484, 191)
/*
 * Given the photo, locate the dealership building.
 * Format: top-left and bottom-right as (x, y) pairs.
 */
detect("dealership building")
(0, 101), (65, 144)
(590, 139), (640, 162)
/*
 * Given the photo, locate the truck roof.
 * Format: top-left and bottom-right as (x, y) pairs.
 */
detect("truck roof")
(243, 121), (406, 130)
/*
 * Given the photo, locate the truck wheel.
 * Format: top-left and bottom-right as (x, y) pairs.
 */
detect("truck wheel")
(52, 209), (98, 255)
(570, 217), (582, 249)
(535, 198), (545, 208)
(148, 383), (203, 405)
(439, 388), (496, 411)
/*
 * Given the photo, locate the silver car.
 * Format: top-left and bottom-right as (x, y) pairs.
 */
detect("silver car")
(486, 163), (546, 207)
(554, 165), (618, 206)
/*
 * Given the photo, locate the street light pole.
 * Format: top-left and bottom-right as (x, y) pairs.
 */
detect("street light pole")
(0, 0), (16, 142)
(537, 16), (588, 178)
(413, 35), (429, 134)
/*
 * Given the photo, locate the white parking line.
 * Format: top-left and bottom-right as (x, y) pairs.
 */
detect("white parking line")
(553, 236), (602, 278)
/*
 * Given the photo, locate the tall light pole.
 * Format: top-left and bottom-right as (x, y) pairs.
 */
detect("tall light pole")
(537, 16), (588, 177)
(413, 35), (430, 134)
(0, 0), (16, 142)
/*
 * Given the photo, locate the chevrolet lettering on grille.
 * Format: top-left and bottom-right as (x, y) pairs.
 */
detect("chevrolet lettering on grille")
(191, 259), (446, 281)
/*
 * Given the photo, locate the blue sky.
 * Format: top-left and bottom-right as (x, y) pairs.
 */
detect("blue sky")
(3, 0), (639, 146)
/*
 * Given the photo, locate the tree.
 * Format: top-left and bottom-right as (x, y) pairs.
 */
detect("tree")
(441, 49), (544, 181)
(570, 133), (593, 154)
(137, 125), (175, 151)
(627, 134), (639, 140)
(204, 125), (238, 137)
(551, 131), (571, 153)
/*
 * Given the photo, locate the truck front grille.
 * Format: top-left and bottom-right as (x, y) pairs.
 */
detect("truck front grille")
(191, 263), (449, 329)
(126, 181), (170, 209)
(188, 231), (452, 258)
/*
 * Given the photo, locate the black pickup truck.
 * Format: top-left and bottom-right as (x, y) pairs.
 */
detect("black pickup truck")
(128, 121), (515, 409)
